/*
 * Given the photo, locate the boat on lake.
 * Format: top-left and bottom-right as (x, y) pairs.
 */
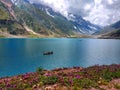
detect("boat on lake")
(43, 51), (53, 55)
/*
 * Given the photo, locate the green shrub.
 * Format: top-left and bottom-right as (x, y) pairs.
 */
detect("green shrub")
(36, 67), (44, 74)
(63, 77), (71, 86)
(39, 76), (58, 85)
(103, 72), (113, 81)
(44, 76), (58, 85)
(73, 78), (98, 88)
(103, 71), (120, 81)
(112, 71), (120, 78)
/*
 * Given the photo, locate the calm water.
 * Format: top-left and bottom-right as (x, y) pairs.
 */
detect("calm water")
(0, 38), (120, 77)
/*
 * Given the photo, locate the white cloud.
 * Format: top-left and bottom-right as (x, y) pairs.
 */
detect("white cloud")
(29, 0), (120, 26)
(107, 0), (114, 5)
(84, 4), (92, 10)
(84, 0), (120, 26)
(29, 0), (70, 17)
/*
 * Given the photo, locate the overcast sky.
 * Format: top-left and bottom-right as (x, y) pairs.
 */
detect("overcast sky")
(28, 0), (120, 26)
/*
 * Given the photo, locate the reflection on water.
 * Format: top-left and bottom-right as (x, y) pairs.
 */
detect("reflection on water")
(0, 38), (120, 77)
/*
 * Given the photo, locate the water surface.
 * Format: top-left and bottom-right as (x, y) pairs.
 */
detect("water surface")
(0, 38), (120, 77)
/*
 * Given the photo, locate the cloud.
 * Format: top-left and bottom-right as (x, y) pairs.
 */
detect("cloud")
(29, 0), (94, 18)
(29, 0), (69, 17)
(29, 0), (120, 26)
(84, 0), (120, 26)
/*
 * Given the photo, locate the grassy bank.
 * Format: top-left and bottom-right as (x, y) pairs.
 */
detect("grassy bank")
(0, 64), (120, 90)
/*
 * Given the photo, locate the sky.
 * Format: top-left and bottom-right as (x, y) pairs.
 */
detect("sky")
(28, 0), (120, 26)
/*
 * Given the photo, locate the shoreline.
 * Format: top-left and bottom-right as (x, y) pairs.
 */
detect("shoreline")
(0, 37), (120, 40)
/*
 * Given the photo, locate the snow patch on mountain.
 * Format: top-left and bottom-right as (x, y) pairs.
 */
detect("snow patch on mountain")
(45, 8), (54, 18)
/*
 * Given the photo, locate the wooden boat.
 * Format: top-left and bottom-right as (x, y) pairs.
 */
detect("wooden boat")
(43, 51), (53, 55)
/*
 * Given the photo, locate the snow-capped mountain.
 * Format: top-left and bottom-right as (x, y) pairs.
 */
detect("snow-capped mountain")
(32, 2), (101, 34)
(68, 14), (101, 34)
(12, 0), (101, 35)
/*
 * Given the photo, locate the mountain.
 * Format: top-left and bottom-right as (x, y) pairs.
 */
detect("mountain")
(68, 14), (101, 34)
(32, 2), (101, 34)
(94, 20), (120, 35)
(0, 0), (101, 38)
(0, 0), (78, 37)
(111, 21), (120, 29)
(94, 21), (120, 39)
(0, 0), (29, 37)
(0, 0), (73, 37)
(97, 29), (120, 39)
(101, 21), (120, 39)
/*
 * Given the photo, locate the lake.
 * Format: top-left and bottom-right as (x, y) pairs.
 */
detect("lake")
(0, 38), (120, 77)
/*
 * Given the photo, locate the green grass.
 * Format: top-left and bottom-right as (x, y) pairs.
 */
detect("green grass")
(0, 35), (5, 38)
(0, 2), (10, 19)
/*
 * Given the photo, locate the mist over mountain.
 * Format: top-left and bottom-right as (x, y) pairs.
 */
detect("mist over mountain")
(31, 2), (101, 34)
(28, 0), (120, 26)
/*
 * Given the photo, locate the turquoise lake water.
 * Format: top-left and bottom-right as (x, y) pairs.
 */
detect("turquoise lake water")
(0, 38), (120, 77)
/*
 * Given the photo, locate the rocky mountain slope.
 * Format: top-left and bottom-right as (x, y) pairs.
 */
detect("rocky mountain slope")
(0, 0), (73, 37)
(0, 0), (101, 38)
(0, 0), (29, 37)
